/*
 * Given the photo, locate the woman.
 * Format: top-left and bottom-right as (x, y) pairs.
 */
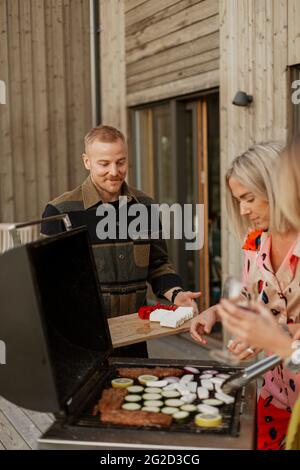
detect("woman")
(190, 142), (300, 449)
(217, 137), (300, 450)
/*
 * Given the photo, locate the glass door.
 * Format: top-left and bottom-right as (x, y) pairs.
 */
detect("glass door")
(130, 92), (221, 311)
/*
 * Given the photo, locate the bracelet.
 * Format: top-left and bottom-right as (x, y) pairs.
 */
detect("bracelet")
(171, 288), (185, 304)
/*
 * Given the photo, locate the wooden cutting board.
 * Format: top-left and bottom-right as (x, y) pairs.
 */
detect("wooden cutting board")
(108, 313), (193, 348)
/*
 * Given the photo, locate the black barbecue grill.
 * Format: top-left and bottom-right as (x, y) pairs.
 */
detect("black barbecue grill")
(76, 363), (243, 437)
(0, 228), (256, 449)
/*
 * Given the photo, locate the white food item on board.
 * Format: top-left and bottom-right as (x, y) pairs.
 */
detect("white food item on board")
(149, 309), (170, 322)
(150, 306), (193, 329)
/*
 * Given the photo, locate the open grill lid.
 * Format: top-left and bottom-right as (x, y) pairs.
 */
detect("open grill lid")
(0, 228), (113, 413)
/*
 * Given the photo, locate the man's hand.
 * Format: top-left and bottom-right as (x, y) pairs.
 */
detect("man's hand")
(164, 287), (201, 315)
(173, 291), (201, 315)
(190, 306), (218, 345)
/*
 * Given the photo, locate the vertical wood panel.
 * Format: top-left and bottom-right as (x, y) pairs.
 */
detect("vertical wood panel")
(81, 0), (93, 165)
(0, 0), (14, 222)
(288, 0), (300, 66)
(45, 0), (56, 198)
(273, 0), (288, 141)
(7, 0), (26, 221)
(0, 0), (92, 222)
(20, 0), (37, 219)
(51, 0), (68, 195)
(220, 0), (289, 280)
(69, 0), (87, 187)
(31, 0), (51, 212)
(100, 0), (127, 132)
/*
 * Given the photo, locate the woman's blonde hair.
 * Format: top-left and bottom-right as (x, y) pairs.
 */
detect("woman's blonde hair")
(276, 136), (300, 229)
(226, 142), (292, 242)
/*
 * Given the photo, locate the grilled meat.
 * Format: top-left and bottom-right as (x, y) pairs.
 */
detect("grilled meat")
(117, 367), (183, 380)
(101, 409), (172, 427)
(93, 387), (127, 416)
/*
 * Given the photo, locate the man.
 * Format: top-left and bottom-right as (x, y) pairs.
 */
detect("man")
(41, 125), (200, 357)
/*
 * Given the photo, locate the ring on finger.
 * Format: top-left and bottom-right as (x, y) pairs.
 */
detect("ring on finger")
(246, 347), (254, 354)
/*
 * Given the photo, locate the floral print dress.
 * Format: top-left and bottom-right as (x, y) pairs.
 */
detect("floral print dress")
(242, 230), (300, 450)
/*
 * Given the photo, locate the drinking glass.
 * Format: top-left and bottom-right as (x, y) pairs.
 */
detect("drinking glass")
(209, 276), (246, 365)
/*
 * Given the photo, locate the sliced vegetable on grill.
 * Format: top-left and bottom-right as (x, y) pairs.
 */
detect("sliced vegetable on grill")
(187, 381), (197, 393)
(197, 404), (220, 416)
(146, 379), (168, 388)
(165, 376), (180, 384)
(217, 373), (230, 379)
(181, 404), (197, 412)
(163, 383), (178, 391)
(195, 413), (222, 428)
(181, 393), (197, 403)
(202, 398), (223, 407)
(111, 378), (133, 388)
(161, 406), (179, 415)
(143, 400), (164, 408)
(124, 394), (142, 402)
(183, 366), (200, 374)
(180, 374), (194, 383)
(141, 406), (160, 413)
(200, 374), (213, 379)
(127, 385), (144, 394)
(197, 386), (209, 400)
(161, 390), (181, 398)
(205, 370), (218, 375)
(142, 393), (162, 401)
(173, 411), (190, 421)
(211, 377), (225, 385)
(144, 387), (162, 394)
(138, 375), (159, 385)
(122, 403), (141, 411)
(200, 379), (214, 391)
(164, 399), (185, 408)
(215, 391), (235, 405)
(175, 383), (190, 395)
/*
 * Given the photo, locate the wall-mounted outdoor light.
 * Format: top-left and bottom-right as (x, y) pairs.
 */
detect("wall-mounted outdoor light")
(232, 91), (253, 107)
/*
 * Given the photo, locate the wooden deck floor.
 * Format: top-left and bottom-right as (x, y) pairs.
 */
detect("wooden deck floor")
(0, 334), (218, 449)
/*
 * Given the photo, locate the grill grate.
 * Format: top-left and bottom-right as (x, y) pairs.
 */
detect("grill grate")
(76, 364), (243, 436)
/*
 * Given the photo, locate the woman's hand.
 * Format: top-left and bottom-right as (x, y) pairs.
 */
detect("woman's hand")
(216, 299), (293, 359)
(227, 338), (261, 361)
(190, 306), (218, 345)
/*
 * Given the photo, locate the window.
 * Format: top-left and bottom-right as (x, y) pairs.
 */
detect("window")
(130, 92), (221, 310)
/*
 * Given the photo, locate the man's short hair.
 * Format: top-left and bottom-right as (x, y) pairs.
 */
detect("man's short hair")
(84, 125), (126, 152)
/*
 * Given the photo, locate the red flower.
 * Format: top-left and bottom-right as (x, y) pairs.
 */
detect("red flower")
(242, 229), (263, 251)
(138, 303), (177, 320)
